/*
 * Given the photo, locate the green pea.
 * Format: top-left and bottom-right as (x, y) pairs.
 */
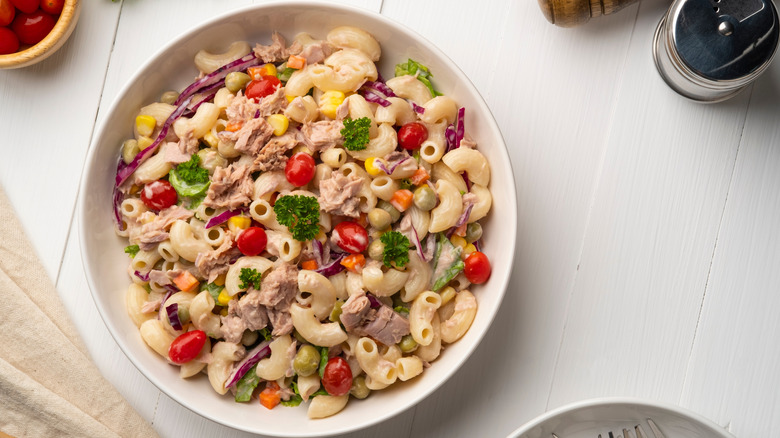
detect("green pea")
(121, 139), (139, 164)
(293, 329), (307, 344)
(368, 208), (392, 230)
(413, 186), (436, 211)
(349, 375), (370, 399)
(377, 200), (401, 223)
(329, 300), (343, 323)
(465, 222), (483, 243)
(398, 335), (418, 353)
(176, 306), (191, 324)
(293, 345), (320, 377)
(225, 72), (252, 93)
(160, 91), (179, 105)
(368, 239), (385, 261)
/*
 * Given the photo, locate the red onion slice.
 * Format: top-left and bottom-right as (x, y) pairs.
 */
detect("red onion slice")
(363, 90), (391, 107)
(225, 339), (273, 388)
(205, 208), (247, 229)
(166, 303), (183, 331)
(412, 102), (425, 114)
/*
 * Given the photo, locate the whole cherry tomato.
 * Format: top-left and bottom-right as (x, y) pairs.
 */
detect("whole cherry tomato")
(0, 27), (18, 54)
(463, 251), (491, 284)
(140, 180), (178, 210)
(332, 221), (368, 254)
(168, 330), (207, 364)
(245, 75), (281, 102)
(9, 0), (38, 14)
(237, 226), (268, 256)
(284, 152), (315, 187)
(40, 0), (64, 15)
(12, 11), (56, 45)
(321, 356), (352, 396)
(0, 0), (15, 27)
(398, 122), (428, 150)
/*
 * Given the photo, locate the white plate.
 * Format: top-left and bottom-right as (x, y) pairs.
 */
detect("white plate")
(509, 397), (734, 438)
(78, 1), (516, 436)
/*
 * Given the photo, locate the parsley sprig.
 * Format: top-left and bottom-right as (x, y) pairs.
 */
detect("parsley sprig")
(340, 117), (371, 151)
(124, 245), (140, 258)
(273, 195), (321, 241)
(238, 268), (262, 290)
(380, 231), (410, 268)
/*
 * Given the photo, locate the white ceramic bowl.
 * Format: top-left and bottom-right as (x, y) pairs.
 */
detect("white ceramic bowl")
(508, 397), (734, 438)
(79, 1), (516, 436)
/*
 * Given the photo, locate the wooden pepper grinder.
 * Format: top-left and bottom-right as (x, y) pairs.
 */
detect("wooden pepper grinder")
(538, 0), (640, 27)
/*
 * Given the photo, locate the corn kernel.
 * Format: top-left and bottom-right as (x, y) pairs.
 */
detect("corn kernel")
(319, 90), (345, 119)
(292, 144), (314, 156)
(217, 288), (233, 306)
(266, 114), (289, 136)
(364, 157), (383, 176)
(439, 286), (457, 305)
(203, 130), (220, 148)
(261, 63), (277, 77)
(135, 115), (157, 137)
(463, 243), (477, 256)
(213, 273), (226, 286)
(136, 135), (154, 151)
(220, 307), (229, 316)
(450, 235), (468, 250)
(228, 216), (251, 233)
(286, 95), (297, 103)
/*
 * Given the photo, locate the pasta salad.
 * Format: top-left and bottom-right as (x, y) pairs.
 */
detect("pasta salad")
(113, 25), (493, 419)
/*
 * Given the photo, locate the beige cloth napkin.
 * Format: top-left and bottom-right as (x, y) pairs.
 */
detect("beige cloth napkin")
(0, 187), (158, 438)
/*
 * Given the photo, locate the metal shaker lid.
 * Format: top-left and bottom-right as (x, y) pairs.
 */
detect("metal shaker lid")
(670, 0), (779, 81)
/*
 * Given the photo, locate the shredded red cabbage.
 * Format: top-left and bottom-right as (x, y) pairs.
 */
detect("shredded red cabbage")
(157, 290), (173, 321)
(374, 158), (391, 175)
(410, 221), (426, 261)
(166, 303), (183, 331)
(205, 208), (245, 229)
(113, 187), (125, 230)
(364, 80), (396, 97)
(455, 201), (475, 228)
(412, 102), (425, 114)
(225, 339), (273, 388)
(455, 107), (465, 147)
(366, 293), (382, 308)
(312, 240), (324, 267)
(445, 124), (456, 151)
(387, 156), (410, 174)
(173, 53), (260, 108)
(363, 90), (391, 107)
(164, 284), (178, 294)
(134, 270), (150, 282)
(315, 252), (346, 277)
(181, 82), (223, 118)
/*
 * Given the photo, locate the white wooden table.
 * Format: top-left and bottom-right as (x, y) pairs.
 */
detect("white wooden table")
(2, 0), (779, 436)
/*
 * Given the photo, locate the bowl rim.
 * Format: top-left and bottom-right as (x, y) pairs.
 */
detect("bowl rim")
(78, 1), (517, 435)
(507, 396), (734, 438)
(0, 0), (81, 69)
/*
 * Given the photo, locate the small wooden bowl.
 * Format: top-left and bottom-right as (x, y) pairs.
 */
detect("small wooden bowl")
(0, 0), (81, 69)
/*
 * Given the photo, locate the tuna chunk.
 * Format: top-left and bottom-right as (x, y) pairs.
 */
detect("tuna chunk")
(253, 32), (302, 63)
(358, 305), (410, 346)
(225, 91), (261, 124)
(196, 233), (241, 283)
(299, 41), (333, 64)
(318, 172), (363, 218)
(339, 293), (371, 331)
(220, 299), (258, 343)
(252, 131), (298, 172)
(258, 263), (299, 336)
(255, 86), (288, 118)
(130, 205), (194, 250)
(203, 164), (254, 209)
(300, 120), (344, 152)
(222, 117), (275, 156)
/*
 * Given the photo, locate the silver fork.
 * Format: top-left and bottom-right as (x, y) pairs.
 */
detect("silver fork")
(550, 418), (665, 438)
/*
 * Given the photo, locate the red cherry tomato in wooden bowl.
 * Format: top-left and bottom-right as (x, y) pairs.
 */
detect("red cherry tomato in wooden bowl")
(12, 11), (56, 45)
(237, 226), (268, 256)
(398, 122), (428, 150)
(168, 330), (207, 364)
(245, 75), (281, 102)
(9, 0), (38, 14)
(322, 357), (353, 396)
(284, 152), (315, 187)
(140, 180), (178, 211)
(40, 0), (64, 15)
(332, 221), (368, 254)
(0, 27), (19, 54)
(464, 251), (491, 284)
(0, 0), (16, 27)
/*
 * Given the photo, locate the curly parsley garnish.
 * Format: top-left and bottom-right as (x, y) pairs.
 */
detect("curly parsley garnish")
(124, 244), (140, 258)
(238, 268), (262, 290)
(380, 231), (410, 268)
(273, 195), (321, 241)
(340, 117), (371, 151)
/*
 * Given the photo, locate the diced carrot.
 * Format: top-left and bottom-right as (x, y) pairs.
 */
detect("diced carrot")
(301, 260), (318, 270)
(410, 167), (430, 186)
(389, 189), (414, 212)
(247, 66), (262, 80)
(259, 381), (281, 410)
(287, 55), (306, 70)
(357, 212), (368, 228)
(173, 271), (199, 292)
(225, 120), (244, 132)
(454, 223), (468, 237)
(340, 254), (366, 273)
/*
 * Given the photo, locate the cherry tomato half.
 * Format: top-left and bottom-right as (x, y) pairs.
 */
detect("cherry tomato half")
(0, 27), (18, 54)
(321, 356), (353, 396)
(168, 330), (207, 364)
(0, 0), (15, 28)
(332, 221), (368, 254)
(11, 11), (56, 46)
(40, 0), (64, 15)
(398, 122), (428, 150)
(284, 152), (316, 187)
(9, 0), (38, 14)
(140, 180), (178, 211)
(237, 226), (268, 256)
(245, 75), (281, 102)
(464, 251), (491, 284)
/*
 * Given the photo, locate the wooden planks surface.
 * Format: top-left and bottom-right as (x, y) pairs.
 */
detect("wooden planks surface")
(1, 0), (777, 436)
